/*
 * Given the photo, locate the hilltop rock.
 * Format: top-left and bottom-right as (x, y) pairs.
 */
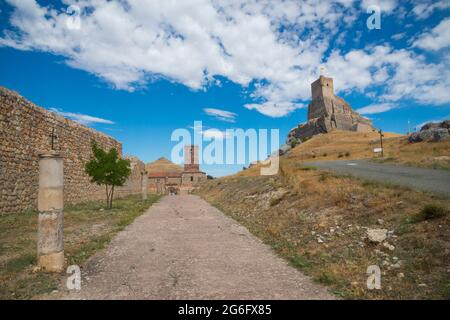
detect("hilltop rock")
(408, 120), (450, 143)
(421, 120), (450, 131)
(278, 144), (292, 155)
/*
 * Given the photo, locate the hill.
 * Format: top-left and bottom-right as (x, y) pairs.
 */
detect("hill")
(194, 131), (450, 299)
(243, 130), (450, 176)
(145, 157), (183, 175)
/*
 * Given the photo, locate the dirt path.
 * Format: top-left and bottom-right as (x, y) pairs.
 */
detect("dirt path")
(53, 195), (334, 300)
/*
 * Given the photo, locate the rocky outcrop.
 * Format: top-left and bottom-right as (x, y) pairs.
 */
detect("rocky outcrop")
(278, 144), (292, 156)
(287, 76), (375, 144)
(421, 120), (450, 131)
(408, 120), (450, 143)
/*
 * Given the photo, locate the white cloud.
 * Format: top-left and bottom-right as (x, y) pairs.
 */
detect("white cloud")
(413, 18), (450, 51)
(412, 0), (450, 20)
(244, 102), (304, 117)
(324, 45), (449, 106)
(0, 0), (449, 118)
(50, 108), (114, 126)
(203, 108), (237, 123)
(360, 0), (397, 12)
(356, 103), (396, 115)
(391, 33), (405, 41)
(0, 0), (355, 116)
(188, 125), (233, 140)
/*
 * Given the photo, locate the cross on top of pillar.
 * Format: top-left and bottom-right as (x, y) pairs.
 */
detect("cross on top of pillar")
(49, 128), (58, 151)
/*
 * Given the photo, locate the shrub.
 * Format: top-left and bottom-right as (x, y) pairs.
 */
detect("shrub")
(269, 197), (282, 207)
(290, 254), (312, 270)
(299, 136), (311, 143)
(315, 272), (336, 285)
(413, 204), (448, 222)
(290, 138), (299, 148)
(298, 165), (317, 171)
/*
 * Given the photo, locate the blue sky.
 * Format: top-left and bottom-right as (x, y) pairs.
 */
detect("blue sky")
(0, 0), (449, 176)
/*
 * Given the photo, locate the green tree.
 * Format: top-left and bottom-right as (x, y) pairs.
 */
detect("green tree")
(85, 142), (131, 209)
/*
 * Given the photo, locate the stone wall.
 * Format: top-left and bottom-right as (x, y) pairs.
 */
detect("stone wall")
(0, 87), (143, 214)
(115, 156), (146, 198)
(181, 172), (207, 185)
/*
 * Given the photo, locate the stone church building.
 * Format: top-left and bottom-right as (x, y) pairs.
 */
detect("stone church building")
(146, 145), (206, 195)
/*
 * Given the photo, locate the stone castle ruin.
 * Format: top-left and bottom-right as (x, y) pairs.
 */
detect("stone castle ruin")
(287, 76), (375, 144)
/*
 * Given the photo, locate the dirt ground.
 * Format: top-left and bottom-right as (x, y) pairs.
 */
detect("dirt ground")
(196, 166), (450, 299)
(48, 195), (334, 300)
(0, 195), (160, 299)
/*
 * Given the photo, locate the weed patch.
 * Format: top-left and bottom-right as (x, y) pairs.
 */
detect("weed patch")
(0, 194), (160, 299)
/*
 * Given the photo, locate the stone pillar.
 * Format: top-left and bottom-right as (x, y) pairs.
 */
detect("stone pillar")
(37, 153), (64, 272)
(141, 170), (148, 200)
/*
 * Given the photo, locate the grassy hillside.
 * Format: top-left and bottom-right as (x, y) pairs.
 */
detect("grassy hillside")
(194, 131), (450, 299)
(288, 130), (450, 170)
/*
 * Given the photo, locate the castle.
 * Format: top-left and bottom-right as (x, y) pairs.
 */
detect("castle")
(146, 145), (206, 195)
(287, 76), (375, 144)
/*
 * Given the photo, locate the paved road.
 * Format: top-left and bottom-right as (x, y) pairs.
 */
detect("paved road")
(309, 160), (450, 198)
(52, 195), (334, 300)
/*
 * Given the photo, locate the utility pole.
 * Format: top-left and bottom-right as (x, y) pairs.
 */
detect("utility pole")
(378, 129), (384, 157)
(407, 120), (411, 135)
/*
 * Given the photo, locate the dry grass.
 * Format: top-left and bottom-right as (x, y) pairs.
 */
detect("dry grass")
(0, 194), (160, 300)
(284, 130), (450, 170)
(195, 172), (450, 299)
(195, 131), (450, 299)
(146, 157), (183, 174)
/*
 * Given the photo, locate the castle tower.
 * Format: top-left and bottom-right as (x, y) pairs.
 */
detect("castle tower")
(311, 75), (334, 100)
(287, 75), (374, 144)
(184, 145), (199, 172)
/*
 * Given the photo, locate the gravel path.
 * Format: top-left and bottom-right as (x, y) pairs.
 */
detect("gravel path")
(54, 195), (334, 300)
(309, 160), (450, 198)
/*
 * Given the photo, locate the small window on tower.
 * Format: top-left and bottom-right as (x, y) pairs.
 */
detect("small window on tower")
(190, 176), (194, 182)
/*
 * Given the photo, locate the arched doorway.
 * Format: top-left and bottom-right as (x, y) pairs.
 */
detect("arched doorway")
(167, 186), (179, 195)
